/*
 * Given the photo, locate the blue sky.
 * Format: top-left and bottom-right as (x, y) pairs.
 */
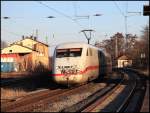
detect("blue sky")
(1, 1), (149, 56)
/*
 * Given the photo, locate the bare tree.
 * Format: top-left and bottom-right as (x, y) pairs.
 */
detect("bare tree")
(139, 24), (149, 68)
(95, 32), (125, 66)
(95, 26), (149, 69)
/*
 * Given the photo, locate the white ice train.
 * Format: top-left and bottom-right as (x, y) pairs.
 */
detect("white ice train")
(52, 42), (112, 86)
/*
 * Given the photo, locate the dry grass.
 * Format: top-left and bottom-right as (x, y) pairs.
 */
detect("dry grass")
(1, 88), (28, 100)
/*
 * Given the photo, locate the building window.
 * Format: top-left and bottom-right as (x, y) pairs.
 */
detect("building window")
(9, 50), (12, 52)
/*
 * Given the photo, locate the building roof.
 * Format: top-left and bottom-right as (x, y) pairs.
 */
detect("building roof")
(1, 44), (33, 54)
(2, 43), (37, 51)
(14, 44), (38, 52)
(18, 37), (49, 47)
(1, 36), (49, 55)
(118, 55), (130, 60)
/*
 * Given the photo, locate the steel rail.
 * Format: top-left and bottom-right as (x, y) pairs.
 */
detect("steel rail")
(116, 73), (137, 112)
(4, 83), (94, 112)
(81, 72), (125, 112)
(1, 88), (62, 111)
(61, 71), (125, 112)
(61, 84), (116, 112)
(62, 69), (146, 112)
(117, 68), (147, 112)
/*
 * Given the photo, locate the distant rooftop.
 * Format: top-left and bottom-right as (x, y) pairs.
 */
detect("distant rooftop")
(118, 55), (130, 60)
(12, 35), (49, 47)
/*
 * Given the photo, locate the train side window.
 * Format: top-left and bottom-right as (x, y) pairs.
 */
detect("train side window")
(89, 48), (92, 56)
(86, 48), (92, 56)
(86, 49), (89, 56)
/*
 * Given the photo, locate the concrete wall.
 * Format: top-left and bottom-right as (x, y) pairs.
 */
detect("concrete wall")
(17, 53), (32, 72)
(31, 43), (49, 72)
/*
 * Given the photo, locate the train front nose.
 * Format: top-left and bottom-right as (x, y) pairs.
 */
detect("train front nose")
(53, 47), (83, 85)
(53, 64), (83, 84)
(54, 74), (83, 85)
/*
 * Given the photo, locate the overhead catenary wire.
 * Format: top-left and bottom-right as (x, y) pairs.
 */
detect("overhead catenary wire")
(125, 1), (128, 36)
(37, 1), (84, 29)
(73, 1), (77, 17)
(3, 18), (33, 32)
(2, 29), (23, 37)
(113, 1), (130, 52)
(113, 1), (125, 17)
(126, 1), (128, 15)
(2, 18), (42, 39)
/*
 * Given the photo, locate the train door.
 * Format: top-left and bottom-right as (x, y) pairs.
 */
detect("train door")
(98, 51), (106, 78)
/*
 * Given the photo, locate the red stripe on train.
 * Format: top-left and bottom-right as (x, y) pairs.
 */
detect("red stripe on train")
(49, 65), (99, 76)
(50, 74), (64, 76)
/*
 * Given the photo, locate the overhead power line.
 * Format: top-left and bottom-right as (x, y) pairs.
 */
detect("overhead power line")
(73, 2), (77, 17)
(126, 1), (128, 15)
(3, 17), (33, 32)
(37, 1), (84, 29)
(2, 29), (22, 37)
(113, 1), (125, 17)
(113, 1), (127, 53)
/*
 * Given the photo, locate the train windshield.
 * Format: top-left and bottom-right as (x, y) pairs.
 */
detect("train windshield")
(56, 48), (82, 58)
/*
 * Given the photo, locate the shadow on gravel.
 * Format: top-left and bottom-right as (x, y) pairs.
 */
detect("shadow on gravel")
(93, 77), (122, 84)
(93, 74), (128, 85)
(1, 71), (66, 92)
(100, 69), (147, 112)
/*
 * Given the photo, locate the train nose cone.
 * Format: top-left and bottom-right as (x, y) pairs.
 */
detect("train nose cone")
(56, 65), (80, 75)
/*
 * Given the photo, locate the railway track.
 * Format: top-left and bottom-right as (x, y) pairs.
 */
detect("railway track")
(1, 68), (147, 112)
(1, 88), (60, 111)
(2, 82), (97, 112)
(62, 68), (147, 112)
(117, 68), (147, 112)
(1, 70), (124, 112)
(61, 70), (125, 112)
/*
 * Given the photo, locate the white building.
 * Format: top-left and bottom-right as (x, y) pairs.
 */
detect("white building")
(117, 55), (132, 68)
